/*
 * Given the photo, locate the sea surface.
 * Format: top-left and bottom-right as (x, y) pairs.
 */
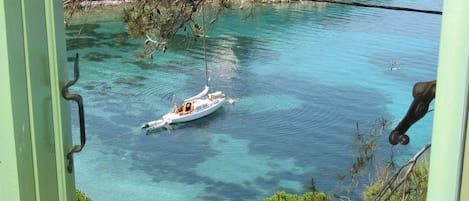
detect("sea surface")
(66, 0), (442, 200)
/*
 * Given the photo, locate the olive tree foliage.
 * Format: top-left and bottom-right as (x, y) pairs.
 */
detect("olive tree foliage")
(64, 0), (236, 57)
(64, 0), (83, 24)
(123, 0), (231, 55)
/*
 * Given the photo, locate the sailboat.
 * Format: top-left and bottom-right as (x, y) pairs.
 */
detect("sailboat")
(141, 9), (226, 132)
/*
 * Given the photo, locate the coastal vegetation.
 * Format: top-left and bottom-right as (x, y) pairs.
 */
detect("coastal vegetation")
(362, 157), (429, 201)
(264, 118), (430, 200)
(344, 117), (431, 201)
(76, 189), (92, 201)
(264, 191), (330, 201)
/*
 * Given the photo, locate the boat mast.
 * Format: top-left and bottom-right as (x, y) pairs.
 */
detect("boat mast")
(202, 5), (209, 87)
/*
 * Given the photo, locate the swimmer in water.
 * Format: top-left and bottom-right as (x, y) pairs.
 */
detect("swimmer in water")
(389, 60), (400, 71)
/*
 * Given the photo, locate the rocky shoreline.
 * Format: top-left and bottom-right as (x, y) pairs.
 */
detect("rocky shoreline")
(80, 0), (303, 7)
(80, 0), (134, 7)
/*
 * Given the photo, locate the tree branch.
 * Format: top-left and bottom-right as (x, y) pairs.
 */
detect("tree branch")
(372, 143), (431, 201)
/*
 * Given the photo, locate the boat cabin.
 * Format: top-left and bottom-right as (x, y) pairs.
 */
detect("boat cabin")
(175, 101), (194, 115)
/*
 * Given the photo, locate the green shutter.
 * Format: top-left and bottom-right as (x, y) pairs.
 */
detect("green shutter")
(0, 0), (74, 201)
(461, 120), (469, 200)
(427, 0), (469, 200)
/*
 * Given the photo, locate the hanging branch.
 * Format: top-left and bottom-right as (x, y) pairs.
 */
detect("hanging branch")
(123, 0), (230, 58)
(372, 143), (431, 201)
(64, 0), (83, 25)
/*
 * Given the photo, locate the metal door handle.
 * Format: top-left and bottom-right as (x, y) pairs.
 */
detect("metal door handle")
(62, 53), (86, 173)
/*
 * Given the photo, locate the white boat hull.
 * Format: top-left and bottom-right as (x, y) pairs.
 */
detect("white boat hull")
(164, 98), (225, 123)
(142, 91), (225, 132)
(141, 119), (167, 130)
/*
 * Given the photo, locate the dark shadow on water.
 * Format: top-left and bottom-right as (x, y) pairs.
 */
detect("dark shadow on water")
(112, 77), (145, 88)
(83, 51), (122, 62)
(66, 23), (101, 36)
(76, 69), (391, 200)
(66, 23), (139, 52)
(200, 181), (261, 201)
(67, 37), (100, 51)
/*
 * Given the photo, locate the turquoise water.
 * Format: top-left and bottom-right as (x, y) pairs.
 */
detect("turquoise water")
(67, 1), (441, 200)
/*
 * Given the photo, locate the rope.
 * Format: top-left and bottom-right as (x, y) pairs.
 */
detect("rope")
(310, 0), (442, 15)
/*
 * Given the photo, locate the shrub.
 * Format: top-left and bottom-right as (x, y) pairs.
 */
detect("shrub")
(363, 156), (429, 201)
(263, 191), (330, 201)
(76, 189), (91, 201)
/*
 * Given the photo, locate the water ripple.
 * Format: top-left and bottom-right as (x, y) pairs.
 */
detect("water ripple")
(71, 2), (440, 201)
